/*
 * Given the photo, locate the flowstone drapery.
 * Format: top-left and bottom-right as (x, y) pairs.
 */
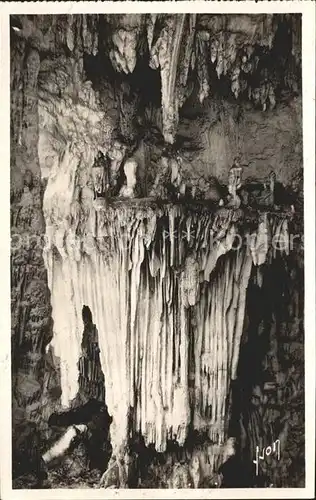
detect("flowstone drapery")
(43, 152), (292, 477)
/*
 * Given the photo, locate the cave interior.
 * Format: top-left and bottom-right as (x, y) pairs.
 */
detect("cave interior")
(10, 13), (304, 489)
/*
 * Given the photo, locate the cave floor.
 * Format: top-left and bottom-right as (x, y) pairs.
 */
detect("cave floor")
(46, 468), (102, 489)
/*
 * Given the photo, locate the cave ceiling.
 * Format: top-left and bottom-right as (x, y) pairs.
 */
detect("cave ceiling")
(11, 13), (301, 146)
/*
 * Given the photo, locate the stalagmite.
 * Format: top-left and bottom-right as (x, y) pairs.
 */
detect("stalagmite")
(119, 158), (138, 198)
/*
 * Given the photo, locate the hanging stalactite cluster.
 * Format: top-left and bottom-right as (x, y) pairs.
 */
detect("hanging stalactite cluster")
(103, 13), (301, 142)
(12, 13), (302, 146)
(42, 148), (296, 477)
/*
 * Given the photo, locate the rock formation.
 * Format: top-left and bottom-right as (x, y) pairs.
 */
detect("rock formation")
(10, 13), (304, 489)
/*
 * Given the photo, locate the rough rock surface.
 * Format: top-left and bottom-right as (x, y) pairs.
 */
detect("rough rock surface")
(236, 242), (304, 487)
(10, 28), (60, 490)
(10, 36), (55, 425)
(178, 96), (302, 186)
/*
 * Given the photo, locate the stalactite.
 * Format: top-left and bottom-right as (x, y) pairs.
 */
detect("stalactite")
(177, 14), (197, 108)
(149, 14), (196, 144)
(43, 146), (294, 480)
(196, 32), (210, 104)
(107, 15), (144, 74)
(14, 14), (302, 153)
(82, 14), (99, 56)
(146, 14), (157, 52)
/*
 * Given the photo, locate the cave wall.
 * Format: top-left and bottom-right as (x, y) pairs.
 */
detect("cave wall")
(10, 31), (60, 481)
(133, 95), (302, 196)
(177, 96), (302, 185)
(235, 241), (304, 487)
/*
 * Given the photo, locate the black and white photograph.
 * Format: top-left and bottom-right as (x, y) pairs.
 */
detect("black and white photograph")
(0, 1), (315, 498)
